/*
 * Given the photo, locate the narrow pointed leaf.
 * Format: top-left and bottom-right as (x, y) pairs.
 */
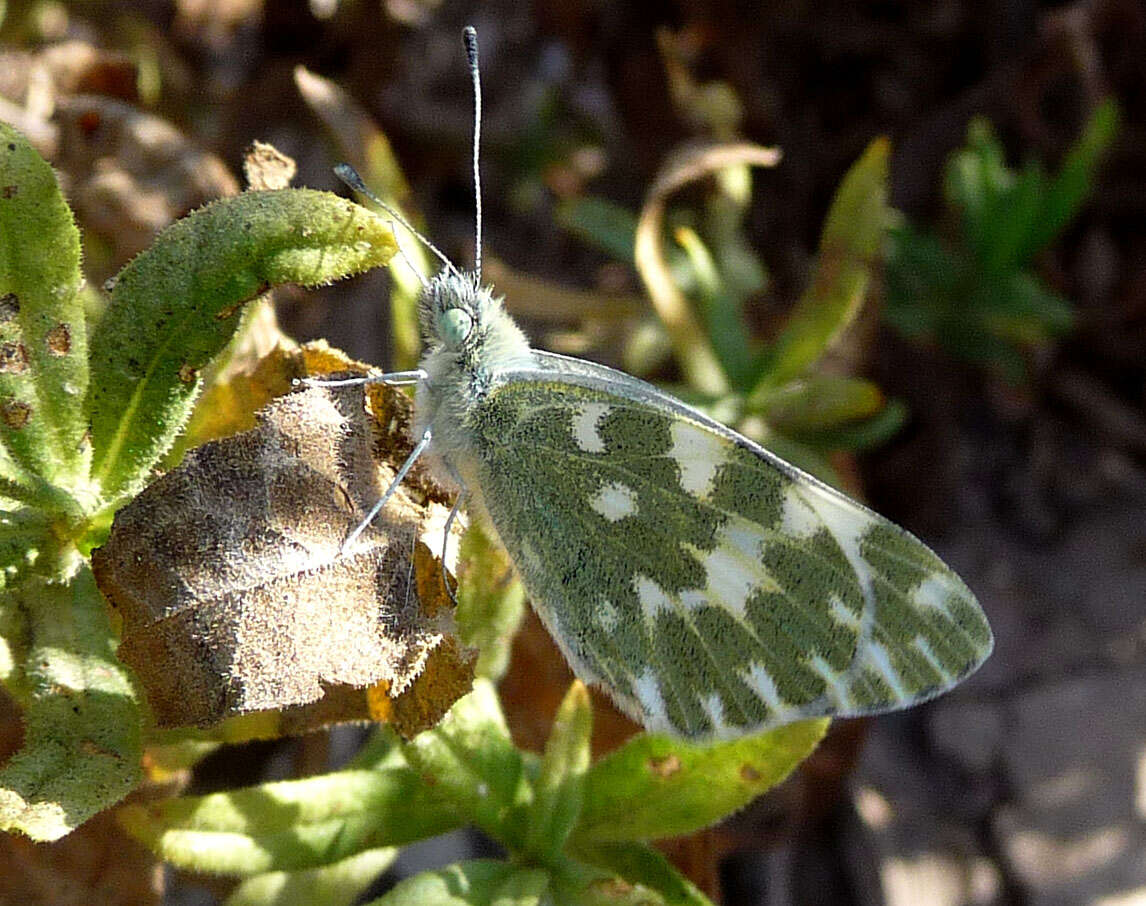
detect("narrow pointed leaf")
(751, 375), (884, 433)
(573, 719), (827, 843)
(0, 124), (89, 492)
(524, 680), (592, 860)
(87, 188), (396, 505)
(118, 765), (460, 875)
(224, 847), (398, 906)
(0, 568), (142, 840)
(1023, 98), (1120, 261)
(749, 138), (889, 398)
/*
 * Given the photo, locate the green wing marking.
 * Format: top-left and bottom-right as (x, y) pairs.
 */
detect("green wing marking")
(467, 377), (992, 739)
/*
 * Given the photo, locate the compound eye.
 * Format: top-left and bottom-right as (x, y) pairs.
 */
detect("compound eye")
(440, 308), (473, 346)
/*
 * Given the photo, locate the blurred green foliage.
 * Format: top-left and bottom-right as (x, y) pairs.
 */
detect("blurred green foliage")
(885, 99), (1120, 380)
(560, 137), (901, 485)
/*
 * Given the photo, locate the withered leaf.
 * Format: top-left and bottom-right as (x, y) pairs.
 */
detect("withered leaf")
(93, 358), (473, 736)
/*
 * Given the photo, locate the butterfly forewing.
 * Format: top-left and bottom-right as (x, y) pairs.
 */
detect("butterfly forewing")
(463, 356), (992, 739)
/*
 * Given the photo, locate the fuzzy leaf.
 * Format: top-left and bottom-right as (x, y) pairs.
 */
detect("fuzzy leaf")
(454, 522), (526, 681)
(549, 856), (672, 906)
(524, 681), (592, 860)
(87, 189), (396, 506)
(749, 137), (889, 398)
(365, 860), (532, 906)
(570, 842), (713, 906)
(118, 764), (461, 875)
(572, 719), (827, 843)
(402, 679), (532, 847)
(0, 124), (89, 494)
(224, 847), (398, 906)
(0, 568), (142, 841)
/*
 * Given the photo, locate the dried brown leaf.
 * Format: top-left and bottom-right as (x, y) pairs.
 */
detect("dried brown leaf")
(93, 348), (473, 736)
(242, 140), (298, 192)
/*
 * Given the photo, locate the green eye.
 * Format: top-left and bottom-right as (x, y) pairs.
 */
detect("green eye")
(441, 308), (473, 346)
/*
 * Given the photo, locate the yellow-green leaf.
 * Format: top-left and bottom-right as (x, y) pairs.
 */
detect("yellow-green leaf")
(0, 568), (142, 841)
(524, 681), (592, 860)
(87, 188), (396, 506)
(749, 137), (889, 400)
(573, 719), (828, 843)
(0, 124), (89, 494)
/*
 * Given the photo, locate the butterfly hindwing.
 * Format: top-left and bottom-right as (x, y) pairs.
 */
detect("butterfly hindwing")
(463, 353), (993, 739)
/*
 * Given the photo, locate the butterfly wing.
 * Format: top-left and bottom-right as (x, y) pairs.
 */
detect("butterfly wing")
(462, 352), (992, 739)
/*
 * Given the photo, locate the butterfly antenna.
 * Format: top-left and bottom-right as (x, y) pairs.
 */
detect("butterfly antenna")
(333, 162), (460, 281)
(463, 26), (482, 280)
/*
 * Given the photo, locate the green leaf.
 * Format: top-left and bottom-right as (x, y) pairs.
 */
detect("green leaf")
(0, 124), (89, 495)
(945, 118), (1012, 251)
(555, 196), (638, 264)
(491, 868), (551, 906)
(786, 397), (909, 452)
(455, 523), (527, 681)
(673, 226), (754, 389)
(570, 842), (713, 906)
(749, 137), (889, 399)
(883, 222), (960, 339)
(524, 681), (592, 861)
(294, 64), (426, 370)
(402, 679), (532, 847)
(751, 375), (884, 433)
(87, 189), (397, 506)
(0, 568), (142, 841)
(981, 162), (1045, 274)
(549, 855), (671, 906)
(0, 506), (62, 592)
(573, 718), (827, 843)
(224, 847), (399, 906)
(118, 765), (461, 875)
(365, 860), (525, 906)
(1024, 98), (1120, 260)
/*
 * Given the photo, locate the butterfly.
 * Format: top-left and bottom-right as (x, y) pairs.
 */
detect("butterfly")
(331, 27), (993, 740)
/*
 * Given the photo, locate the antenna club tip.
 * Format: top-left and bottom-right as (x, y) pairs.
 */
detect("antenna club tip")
(463, 25), (478, 60)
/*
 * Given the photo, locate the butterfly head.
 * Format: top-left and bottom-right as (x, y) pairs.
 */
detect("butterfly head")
(417, 268), (531, 383)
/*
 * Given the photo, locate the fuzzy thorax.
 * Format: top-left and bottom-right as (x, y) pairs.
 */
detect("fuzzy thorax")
(414, 269), (532, 475)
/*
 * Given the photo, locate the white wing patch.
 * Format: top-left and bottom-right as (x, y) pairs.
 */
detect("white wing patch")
(634, 669), (669, 730)
(803, 487), (873, 579)
(864, 641), (911, 700)
(743, 664), (787, 716)
(722, 521), (764, 561)
(781, 485), (822, 538)
(634, 574), (674, 620)
(597, 596), (621, 633)
(914, 574), (958, 610)
(830, 594), (863, 631)
(695, 543), (756, 618)
(669, 419), (727, 495)
(702, 692), (725, 730)
(590, 480), (639, 522)
(571, 402), (612, 453)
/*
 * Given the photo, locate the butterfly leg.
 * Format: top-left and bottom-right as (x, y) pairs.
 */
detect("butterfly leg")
(342, 425), (433, 550)
(295, 369), (427, 389)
